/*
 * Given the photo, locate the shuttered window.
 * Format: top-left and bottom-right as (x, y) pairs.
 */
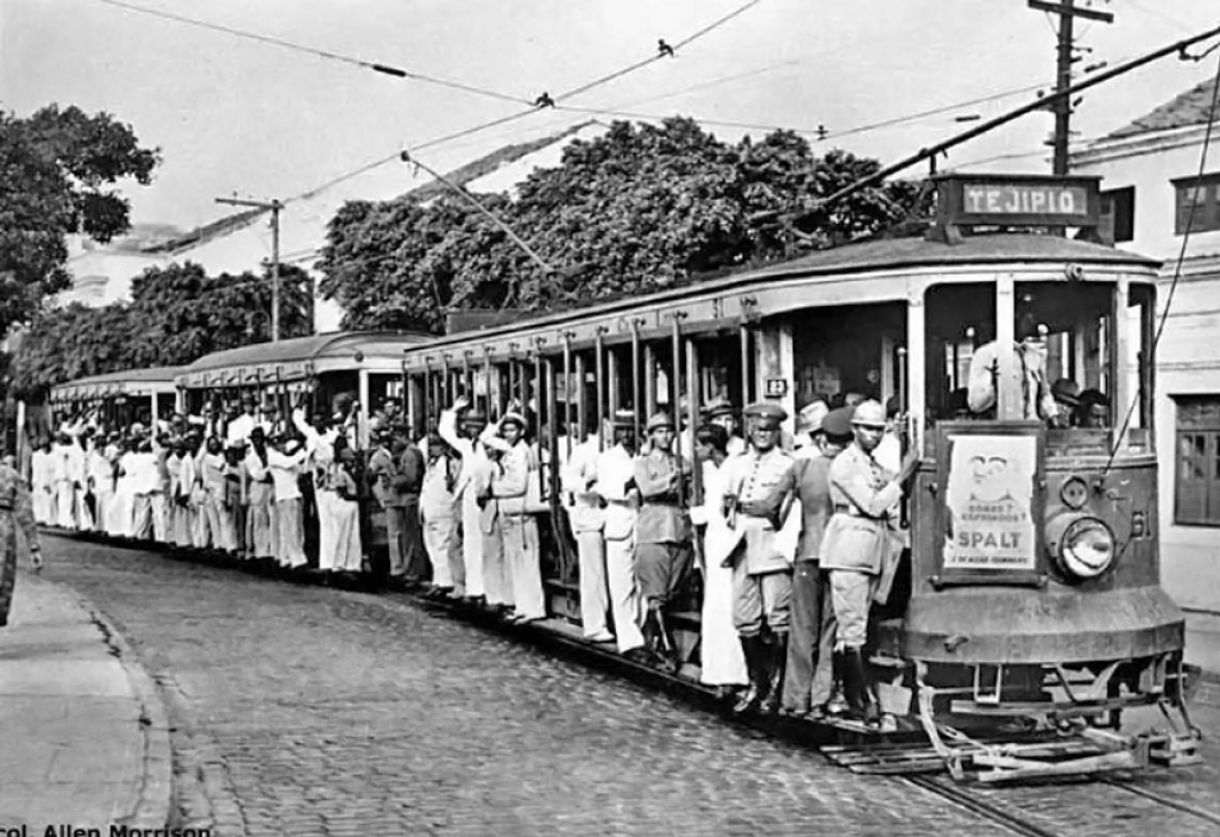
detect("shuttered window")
(1175, 397), (1220, 526)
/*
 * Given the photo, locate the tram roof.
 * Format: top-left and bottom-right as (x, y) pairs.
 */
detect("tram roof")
(746, 232), (1158, 279)
(178, 330), (433, 387)
(51, 365), (184, 399)
(411, 233), (1159, 352)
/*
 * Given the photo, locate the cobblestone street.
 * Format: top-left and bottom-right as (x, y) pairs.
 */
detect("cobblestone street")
(36, 534), (1220, 837)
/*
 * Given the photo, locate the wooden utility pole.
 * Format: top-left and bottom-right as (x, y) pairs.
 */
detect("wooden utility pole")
(214, 196), (284, 342)
(1028, 1), (1113, 174)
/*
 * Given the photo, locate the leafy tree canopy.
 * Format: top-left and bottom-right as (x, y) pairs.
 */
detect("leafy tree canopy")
(10, 261), (313, 398)
(318, 118), (927, 333)
(0, 105), (159, 331)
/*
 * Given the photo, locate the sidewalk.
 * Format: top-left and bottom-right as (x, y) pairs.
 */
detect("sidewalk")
(0, 570), (171, 830)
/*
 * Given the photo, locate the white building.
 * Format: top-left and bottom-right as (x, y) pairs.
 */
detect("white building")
(1072, 78), (1220, 614)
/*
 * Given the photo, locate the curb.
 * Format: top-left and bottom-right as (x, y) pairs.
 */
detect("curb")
(65, 582), (173, 829)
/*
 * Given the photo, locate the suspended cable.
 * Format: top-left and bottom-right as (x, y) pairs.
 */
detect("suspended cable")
(398, 150), (555, 275)
(1104, 47), (1220, 473)
(91, 0), (533, 106)
(276, 2), (769, 209)
(555, 0), (765, 103)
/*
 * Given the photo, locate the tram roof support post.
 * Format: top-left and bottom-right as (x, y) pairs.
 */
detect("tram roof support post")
(906, 293), (927, 457)
(545, 355), (561, 503)
(671, 312), (686, 509)
(594, 328), (607, 452)
(685, 336), (702, 506)
(996, 274), (1018, 420)
(534, 345), (546, 501)
(1111, 275), (1132, 454)
(739, 321), (752, 411)
(631, 320), (643, 447)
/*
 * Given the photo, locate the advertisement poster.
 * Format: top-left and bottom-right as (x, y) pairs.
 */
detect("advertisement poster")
(943, 434), (1038, 571)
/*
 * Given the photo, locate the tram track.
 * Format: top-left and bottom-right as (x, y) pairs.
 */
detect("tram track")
(44, 527), (1220, 835)
(1100, 777), (1220, 828)
(901, 775), (1065, 837)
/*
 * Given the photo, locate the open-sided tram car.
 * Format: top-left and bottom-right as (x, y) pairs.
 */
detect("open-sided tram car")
(398, 174), (1196, 780)
(49, 365), (184, 430)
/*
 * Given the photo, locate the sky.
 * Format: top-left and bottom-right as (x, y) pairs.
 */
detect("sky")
(3, 0), (1219, 234)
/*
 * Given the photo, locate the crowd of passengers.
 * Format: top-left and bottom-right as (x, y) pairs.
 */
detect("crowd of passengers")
(28, 355), (1107, 728)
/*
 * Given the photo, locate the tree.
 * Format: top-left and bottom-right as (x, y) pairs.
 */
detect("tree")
(10, 261), (314, 397)
(0, 105), (159, 332)
(125, 261), (314, 367)
(318, 118), (926, 332)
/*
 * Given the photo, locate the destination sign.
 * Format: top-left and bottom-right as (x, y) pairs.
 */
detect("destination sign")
(962, 183), (1088, 217)
(934, 173), (1101, 230)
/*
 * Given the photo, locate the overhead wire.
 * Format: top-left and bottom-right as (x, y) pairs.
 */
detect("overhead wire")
(91, 0), (534, 106)
(1104, 45), (1220, 473)
(278, 0), (772, 206)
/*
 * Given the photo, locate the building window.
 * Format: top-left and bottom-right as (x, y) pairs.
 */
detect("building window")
(1175, 396), (1220, 526)
(1172, 173), (1220, 235)
(1100, 186), (1135, 243)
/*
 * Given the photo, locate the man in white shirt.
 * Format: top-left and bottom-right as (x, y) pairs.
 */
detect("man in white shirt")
(439, 396), (498, 602)
(590, 410), (647, 659)
(225, 396), (258, 448)
(267, 436), (308, 569)
(561, 420), (613, 642)
(30, 439), (54, 525)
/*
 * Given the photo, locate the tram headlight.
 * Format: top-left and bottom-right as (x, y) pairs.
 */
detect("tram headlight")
(1046, 513), (1116, 579)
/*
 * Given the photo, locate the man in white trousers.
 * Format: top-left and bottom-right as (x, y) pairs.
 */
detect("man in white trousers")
(591, 409), (648, 660)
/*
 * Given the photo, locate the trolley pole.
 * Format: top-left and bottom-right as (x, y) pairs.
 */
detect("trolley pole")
(215, 196), (284, 342)
(1028, 1), (1113, 175)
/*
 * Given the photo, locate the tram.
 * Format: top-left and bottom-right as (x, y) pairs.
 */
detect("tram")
(48, 365), (184, 429)
(35, 173), (1201, 781)
(399, 173), (1197, 779)
(176, 330), (432, 448)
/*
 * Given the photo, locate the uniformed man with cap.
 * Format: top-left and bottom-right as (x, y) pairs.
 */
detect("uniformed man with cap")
(776, 406), (851, 717)
(821, 399), (919, 726)
(721, 401), (797, 714)
(703, 396), (746, 456)
(632, 411), (694, 671)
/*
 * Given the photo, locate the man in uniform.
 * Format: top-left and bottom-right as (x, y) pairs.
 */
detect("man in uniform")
(721, 402), (796, 714)
(821, 399), (919, 726)
(779, 407), (851, 717)
(703, 397), (746, 456)
(591, 409), (648, 660)
(633, 411), (694, 672)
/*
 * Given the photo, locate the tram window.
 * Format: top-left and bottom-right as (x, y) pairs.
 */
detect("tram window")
(1015, 282), (1152, 448)
(792, 303), (906, 410)
(925, 284), (994, 421)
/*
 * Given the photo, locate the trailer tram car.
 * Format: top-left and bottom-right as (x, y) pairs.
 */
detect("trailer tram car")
(49, 365), (184, 429)
(176, 331), (432, 558)
(399, 174), (1199, 781)
(176, 331), (433, 445)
